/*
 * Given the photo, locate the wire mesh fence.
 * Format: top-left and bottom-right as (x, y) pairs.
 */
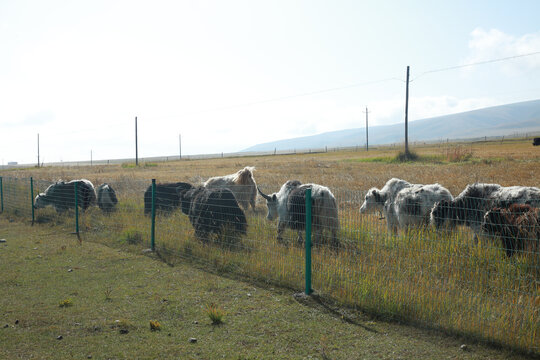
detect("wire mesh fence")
(0, 175), (538, 352)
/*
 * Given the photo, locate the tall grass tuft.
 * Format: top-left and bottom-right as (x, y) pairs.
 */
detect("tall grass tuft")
(205, 303), (226, 325)
(443, 145), (473, 162)
(395, 150), (419, 162)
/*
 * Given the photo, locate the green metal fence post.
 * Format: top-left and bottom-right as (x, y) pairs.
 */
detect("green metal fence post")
(0, 177), (4, 213)
(30, 177), (35, 226)
(74, 181), (80, 240)
(305, 187), (313, 295)
(151, 179), (156, 251)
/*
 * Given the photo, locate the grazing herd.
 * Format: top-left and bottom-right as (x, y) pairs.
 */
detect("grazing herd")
(33, 167), (540, 257)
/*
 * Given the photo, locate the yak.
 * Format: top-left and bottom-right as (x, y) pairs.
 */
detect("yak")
(204, 166), (257, 211)
(96, 183), (118, 213)
(180, 186), (247, 243)
(359, 178), (412, 232)
(481, 204), (540, 257)
(430, 183), (540, 239)
(258, 180), (339, 248)
(34, 179), (97, 213)
(143, 182), (193, 216)
(390, 183), (453, 232)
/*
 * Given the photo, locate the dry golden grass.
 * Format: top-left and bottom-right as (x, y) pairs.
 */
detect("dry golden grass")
(2, 137), (540, 353)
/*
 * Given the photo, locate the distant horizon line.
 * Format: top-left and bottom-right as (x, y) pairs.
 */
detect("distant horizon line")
(3, 130), (539, 169)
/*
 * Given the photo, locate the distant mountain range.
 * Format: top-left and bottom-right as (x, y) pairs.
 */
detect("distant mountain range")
(243, 99), (540, 152)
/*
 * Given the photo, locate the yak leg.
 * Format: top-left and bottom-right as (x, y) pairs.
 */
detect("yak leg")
(330, 227), (339, 250)
(311, 227), (321, 246)
(296, 231), (304, 245)
(276, 221), (287, 244)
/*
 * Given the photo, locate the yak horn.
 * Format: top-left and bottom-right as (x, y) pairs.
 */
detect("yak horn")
(257, 186), (272, 201)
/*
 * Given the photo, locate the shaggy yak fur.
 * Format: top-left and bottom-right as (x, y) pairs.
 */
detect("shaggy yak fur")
(360, 178), (412, 232)
(481, 203), (540, 257)
(430, 183), (540, 238)
(97, 183), (118, 213)
(389, 183), (453, 232)
(258, 181), (339, 248)
(360, 178), (453, 233)
(180, 186), (247, 243)
(204, 166), (257, 211)
(34, 179), (97, 213)
(287, 184), (340, 248)
(143, 182), (194, 216)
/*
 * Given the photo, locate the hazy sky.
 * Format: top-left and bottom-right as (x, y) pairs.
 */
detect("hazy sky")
(1, 0), (540, 164)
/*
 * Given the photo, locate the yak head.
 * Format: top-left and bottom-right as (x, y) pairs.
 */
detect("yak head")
(430, 199), (456, 230)
(481, 207), (509, 236)
(178, 187), (197, 215)
(33, 194), (47, 209)
(257, 186), (278, 221)
(359, 188), (384, 214)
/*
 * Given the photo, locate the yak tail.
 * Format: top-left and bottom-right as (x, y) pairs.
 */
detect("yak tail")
(234, 166), (255, 185)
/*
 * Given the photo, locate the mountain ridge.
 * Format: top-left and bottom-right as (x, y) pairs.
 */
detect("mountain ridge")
(243, 99), (540, 151)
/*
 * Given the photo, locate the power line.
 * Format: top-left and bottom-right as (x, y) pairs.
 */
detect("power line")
(184, 51), (540, 115)
(183, 77), (404, 115)
(410, 51), (540, 82)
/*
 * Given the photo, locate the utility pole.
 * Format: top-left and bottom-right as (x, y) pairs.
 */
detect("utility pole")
(179, 134), (182, 159)
(37, 133), (40, 168)
(404, 66), (410, 156)
(363, 107), (370, 151)
(90, 150), (93, 167)
(135, 116), (139, 166)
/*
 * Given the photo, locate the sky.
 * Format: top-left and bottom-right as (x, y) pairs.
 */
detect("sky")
(1, 0), (540, 164)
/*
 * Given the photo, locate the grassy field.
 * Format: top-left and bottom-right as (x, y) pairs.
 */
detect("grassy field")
(1, 139), (539, 355)
(1, 218), (537, 359)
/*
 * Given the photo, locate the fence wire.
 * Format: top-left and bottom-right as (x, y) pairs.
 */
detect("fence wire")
(0, 176), (538, 353)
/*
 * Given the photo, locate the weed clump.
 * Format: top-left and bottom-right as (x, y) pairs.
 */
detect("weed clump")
(394, 150), (419, 162)
(59, 298), (73, 307)
(205, 303), (226, 325)
(149, 320), (161, 331)
(443, 145), (473, 162)
(121, 228), (144, 244)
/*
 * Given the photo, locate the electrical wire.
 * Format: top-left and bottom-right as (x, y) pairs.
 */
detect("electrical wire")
(183, 77), (404, 115)
(410, 51), (540, 82)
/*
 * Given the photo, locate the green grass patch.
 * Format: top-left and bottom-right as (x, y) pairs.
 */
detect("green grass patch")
(0, 218), (533, 359)
(120, 227), (144, 245)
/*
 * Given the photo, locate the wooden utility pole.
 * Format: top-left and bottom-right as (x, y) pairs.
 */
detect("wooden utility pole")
(179, 134), (182, 159)
(363, 107), (370, 151)
(135, 116), (139, 166)
(37, 133), (40, 168)
(90, 150), (93, 167)
(404, 66), (410, 156)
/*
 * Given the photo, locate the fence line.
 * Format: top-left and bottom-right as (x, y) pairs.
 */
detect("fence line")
(0, 175), (538, 353)
(3, 131), (540, 169)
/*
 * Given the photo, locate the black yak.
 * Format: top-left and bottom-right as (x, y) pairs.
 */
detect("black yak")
(143, 182), (193, 216)
(34, 179), (97, 213)
(180, 186), (247, 243)
(97, 183), (118, 213)
(481, 204), (540, 257)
